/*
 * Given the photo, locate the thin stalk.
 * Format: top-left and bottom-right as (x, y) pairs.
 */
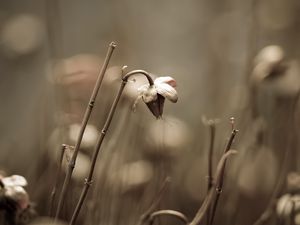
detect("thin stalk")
(49, 144), (66, 216)
(149, 210), (188, 225)
(209, 129), (238, 225)
(252, 144), (292, 225)
(207, 124), (216, 191)
(54, 42), (116, 222)
(69, 70), (154, 225)
(190, 150), (238, 225)
(206, 122), (216, 225)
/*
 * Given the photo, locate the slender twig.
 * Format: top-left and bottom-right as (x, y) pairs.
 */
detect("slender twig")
(54, 42), (116, 222)
(190, 150), (238, 225)
(207, 121), (217, 192)
(209, 129), (238, 225)
(69, 69), (154, 225)
(206, 121), (216, 225)
(138, 177), (171, 225)
(49, 144), (66, 216)
(148, 210), (188, 225)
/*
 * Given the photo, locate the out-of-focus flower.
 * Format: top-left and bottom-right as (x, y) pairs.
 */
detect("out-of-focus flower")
(136, 76), (178, 118)
(237, 147), (278, 197)
(145, 116), (191, 158)
(276, 194), (300, 220)
(251, 45), (300, 97)
(1, 14), (45, 57)
(69, 124), (98, 150)
(61, 146), (90, 182)
(252, 45), (285, 83)
(0, 175), (29, 210)
(287, 172), (300, 193)
(108, 160), (153, 194)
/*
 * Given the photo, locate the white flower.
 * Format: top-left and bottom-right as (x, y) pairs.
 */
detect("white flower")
(0, 175), (29, 210)
(136, 76), (178, 118)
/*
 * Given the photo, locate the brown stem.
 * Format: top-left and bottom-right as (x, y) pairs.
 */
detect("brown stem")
(252, 132), (293, 225)
(69, 69), (154, 225)
(190, 150), (238, 225)
(149, 210), (188, 225)
(209, 129), (238, 225)
(54, 42), (116, 222)
(49, 144), (66, 216)
(123, 70), (154, 85)
(206, 122), (216, 225)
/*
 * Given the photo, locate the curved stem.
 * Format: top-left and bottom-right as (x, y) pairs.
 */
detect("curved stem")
(69, 69), (154, 225)
(54, 42), (116, 222)
(206, 123), (216, 225)
(149, 210), (188, 225)
(209, 129), (238, 225)
(190, 150), (238, 225)
(123, 70), (154, 86)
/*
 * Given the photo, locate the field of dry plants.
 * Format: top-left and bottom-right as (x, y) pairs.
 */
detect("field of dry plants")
(0, 0), (300, 225)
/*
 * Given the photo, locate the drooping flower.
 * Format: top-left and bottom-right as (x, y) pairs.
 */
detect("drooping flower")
(136, 76), (178, 118)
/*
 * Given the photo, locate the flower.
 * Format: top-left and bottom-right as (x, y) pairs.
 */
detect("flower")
(136, 76), (178, 118)
(0, 175), (29, 210)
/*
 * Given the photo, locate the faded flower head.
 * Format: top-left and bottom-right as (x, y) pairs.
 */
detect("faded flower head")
(0, 175), (29, 210)
(276, 193), (300, 220)
(136, 76), (178, 118)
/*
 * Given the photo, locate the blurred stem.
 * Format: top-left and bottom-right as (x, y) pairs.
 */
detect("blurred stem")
(54, 42), (116, 222)
(209, 129), (238, 225)
(69, 69), (154, 225)
(49, 144), (66, 216)
(206, 122), (216, 225)
(138, 177), (171, 225)
(190, 150), (238, 225)
(252, 134), (293, 225)
(148, 210), (188, 225)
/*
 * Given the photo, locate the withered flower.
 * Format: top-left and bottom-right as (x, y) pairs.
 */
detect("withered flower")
(1, 175), (29, 210)
(136, 76), (178, 118)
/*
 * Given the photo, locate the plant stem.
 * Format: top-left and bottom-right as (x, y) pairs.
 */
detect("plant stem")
(207, 123), (216, 192)
(149, 210), (188, 225)
(209, 129), (238, 225)
(54, 42), (116, 222)
(190, 150), (238, 225)
(69, 70), (154, 225)
(206, 122), (216, 225)
(49, 144), (66, 216)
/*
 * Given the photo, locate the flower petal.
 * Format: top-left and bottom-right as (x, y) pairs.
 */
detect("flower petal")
(2, 175), (27, 187)
(138, 85), (158, 103)
(155, 76), (177, 87)
(155, 83), (178, 103)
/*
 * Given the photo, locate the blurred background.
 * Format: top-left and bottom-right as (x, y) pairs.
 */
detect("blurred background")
(0, 0), (300, 225)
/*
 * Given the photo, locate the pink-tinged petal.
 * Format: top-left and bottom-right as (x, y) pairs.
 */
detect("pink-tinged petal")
(155, 76), (177, 87)
(155, 83), (178, 103)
